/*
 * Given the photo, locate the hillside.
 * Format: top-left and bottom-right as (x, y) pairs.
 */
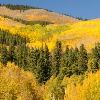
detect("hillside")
(0, 6), (79, 25)
(59, 19), (100, 50)
(0, 15), (100, 50)
(0, 4), (100, 100)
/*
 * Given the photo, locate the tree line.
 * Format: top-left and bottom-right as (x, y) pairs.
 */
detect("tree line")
(0, 4), (88, 21)
(0, 4), (37, 10)
(0, 30), (100, 84)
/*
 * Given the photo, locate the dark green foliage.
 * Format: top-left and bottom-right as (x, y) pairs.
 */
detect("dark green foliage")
(0, 29), (100, 84)
(43, 44), (52, 80)
(8, 45), (15, 62)
(76, 17), (88, 21)
(65, 48), (75, 77)
(27, 48), (40, 73)
(0, 30), (28, 45)
(78, 44), (88, 74)
(37, 44), (52, 83)
(4, 4), (36, 10)
(14, 44), (28, 69)
(72, 47), (79, 74)
(90, 43), (100, 72)
(60, 46), (79, 78)
(0, 45), (8, 65)
(61, 46), (69, 69)
(53, 41), (62, 76)
(2, 4), (53, 12)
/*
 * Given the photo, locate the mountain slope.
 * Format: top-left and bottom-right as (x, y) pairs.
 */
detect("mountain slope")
(0, 15), (100, 51)
(0, 6), (79, 25)
(0, 5), (100, 51)
(59, 19), (100, 50)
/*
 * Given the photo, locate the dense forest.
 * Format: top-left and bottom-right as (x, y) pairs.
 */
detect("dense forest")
(0, 29), (100, 100)
(0, 30), (100, 83)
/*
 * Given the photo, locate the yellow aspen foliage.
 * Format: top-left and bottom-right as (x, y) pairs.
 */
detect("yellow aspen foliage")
(0, 62), (43, 100)
(64, 70), (100, 100)
(0, 16), (100, 51)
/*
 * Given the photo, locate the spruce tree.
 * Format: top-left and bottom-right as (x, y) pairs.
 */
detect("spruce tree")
(58, 45), (69, 79)
(78, 44), (88, 74)
(62, 45), (69, 68)
(37, 44), (51, 83)
(29, 48), (40, 73)
(14, 44), (28, 69)
(43, 44), (52, 82)
(0, 45), (8, 65)
(72, 47), (79, 75)
(37, 46), (45, 83)
(90, 43), (100, 72)
(66, 47), (75, 77)
(20, 44), (29, 69)
(8, 45), (15, 62)
(53, 41), (62, 76)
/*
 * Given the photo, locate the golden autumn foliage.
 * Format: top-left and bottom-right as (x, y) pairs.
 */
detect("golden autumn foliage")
(0, 16), (100, 51)
(64, 71), (100, 100)
(0, 62), (100, 100)
(0, 62), (43, 100)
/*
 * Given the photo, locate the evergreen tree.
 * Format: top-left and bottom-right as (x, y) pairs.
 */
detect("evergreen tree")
(78, 44), (88, 74)
(72, 47), (79, 75)
(37, 44), (52, 83)
(43, 44), (52, 82)
(58, 45), (69, 79)
(62, 45), (69, 68)
(37, 46), (45, 83)
(20, 44), (29, 70)
(8, 45), (15, 62)
(0, 45), (8, 65)
(53, 41), (62, 76)
(28, 48), (40, 73)
(14, 44), (28, 69)
(66, 47), (75, 77)
(90, 43), (100, 72)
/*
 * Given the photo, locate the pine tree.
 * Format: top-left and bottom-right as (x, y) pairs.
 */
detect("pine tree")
(8, 45), (15, 62)
(78, 44), (88, 74)
(14, 44), (28, 69)
(14, 45), (22, 67)
(43, 44), (52, 82)
(62, 45), (69, 68)
(66, 47), (75, 77)
(37, 46), (45, 83)
(90, 43), (100, 72)
(29, 48), (40, 73)
(20, 44), (29, 69)
(72, 47), (79, 75)
(37, 44), (52, 83)
(58, 45), (70, 79)
(53, 41), (62, 76)
(0, 45), (8, 65)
